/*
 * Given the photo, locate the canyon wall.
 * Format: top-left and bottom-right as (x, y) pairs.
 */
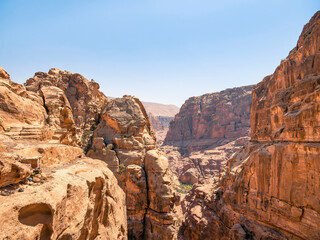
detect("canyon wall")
(163, 86), (252, 184)
(165, 85), (252, 152)
(182, 11), (320, 240)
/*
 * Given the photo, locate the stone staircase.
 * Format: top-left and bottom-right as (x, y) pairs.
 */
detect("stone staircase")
(49, 129), (67, 143)
(4, 125), (43, 141)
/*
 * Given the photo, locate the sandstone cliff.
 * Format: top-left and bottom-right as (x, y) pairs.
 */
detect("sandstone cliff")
(163, 86), (252, 185)
(25, 68), (108, 147)
(165, 85), (252, 152)
(182, 11), (320, 240)
(88, 95), (179, 239)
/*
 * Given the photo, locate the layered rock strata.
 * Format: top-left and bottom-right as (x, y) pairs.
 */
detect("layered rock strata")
(182, 11), (320, 240)
(163, 86), (252, 184)
(165, 85), (252, 152)
(88, 95), (178, 239)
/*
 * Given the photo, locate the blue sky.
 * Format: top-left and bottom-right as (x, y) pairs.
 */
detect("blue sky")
(0, 1), (319, 106)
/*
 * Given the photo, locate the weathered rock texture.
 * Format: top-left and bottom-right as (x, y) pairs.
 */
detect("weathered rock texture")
(165, 85), (252, 152)
(0, 67), (86, 188)
(25, 68), (108, 147)
(163, 86), (252, 184)
(162, 137), (249, 185)
(0, 158), (127, 240)
(142, 102), (179, 142)
(182, 11), (320, 240)
(0, 67), (178, 239)
(88, 96), (179, 239)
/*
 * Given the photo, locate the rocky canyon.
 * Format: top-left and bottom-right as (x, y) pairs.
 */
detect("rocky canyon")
(0, 9), (319, 240)
(162, 85), (253, 185)
(181, 10), (320, 240)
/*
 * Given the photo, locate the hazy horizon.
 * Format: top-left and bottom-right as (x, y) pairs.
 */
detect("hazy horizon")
(1, 0), (319, 106)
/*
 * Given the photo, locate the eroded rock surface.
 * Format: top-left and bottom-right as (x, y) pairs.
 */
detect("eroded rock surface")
(165, 85), (252, 152)
(88, 95), (179, 239)
(25, 68), (108, 147)
(182, 11), (320, 240)
(163, 86), (252, 185)
(0, 158), (127, 240)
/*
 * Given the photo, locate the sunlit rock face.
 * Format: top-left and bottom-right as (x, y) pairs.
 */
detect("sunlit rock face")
(181, 11), (320, 240)
(25, 68), (108, 147)
(163, 85), (252, 185)
(0, 67), (179, 239)
(88, 95), (179, 239)
(165, 85), (252, 152)
(0, 158), (127, 240)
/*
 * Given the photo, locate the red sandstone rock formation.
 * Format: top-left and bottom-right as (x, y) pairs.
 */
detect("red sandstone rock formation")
(182, 11), (320, 240)
(88, 95), (179, 239)
(0, 68), (127, 239)
(165, 85), (252, 151)
(25, 68), (108, 147)
(163, 86), (252, 185)
(0, 67), (178, 239)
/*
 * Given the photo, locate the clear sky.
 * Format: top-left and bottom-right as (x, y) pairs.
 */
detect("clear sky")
(0, 1), (319, 106)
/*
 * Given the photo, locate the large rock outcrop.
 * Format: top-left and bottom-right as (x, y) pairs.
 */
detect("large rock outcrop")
(0, 158), (127, 240)
(182, 11), (320, 240)
(163, 86), (252, 184)
(165, 85), (252, 152)
(0, 67), (179, 239)
(0, 67), (83, 187)
(88, 96), (179, 239)
(25, 68), (108, 147)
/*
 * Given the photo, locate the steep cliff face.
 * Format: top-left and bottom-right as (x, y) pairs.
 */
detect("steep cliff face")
(165, 85), (252, 152)
(182, 11), (320, 240)
(88, 96), (179, 239)
(163, 86), (252, 184)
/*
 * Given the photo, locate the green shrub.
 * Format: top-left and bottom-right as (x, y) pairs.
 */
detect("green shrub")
(117, 163), (126, 174)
